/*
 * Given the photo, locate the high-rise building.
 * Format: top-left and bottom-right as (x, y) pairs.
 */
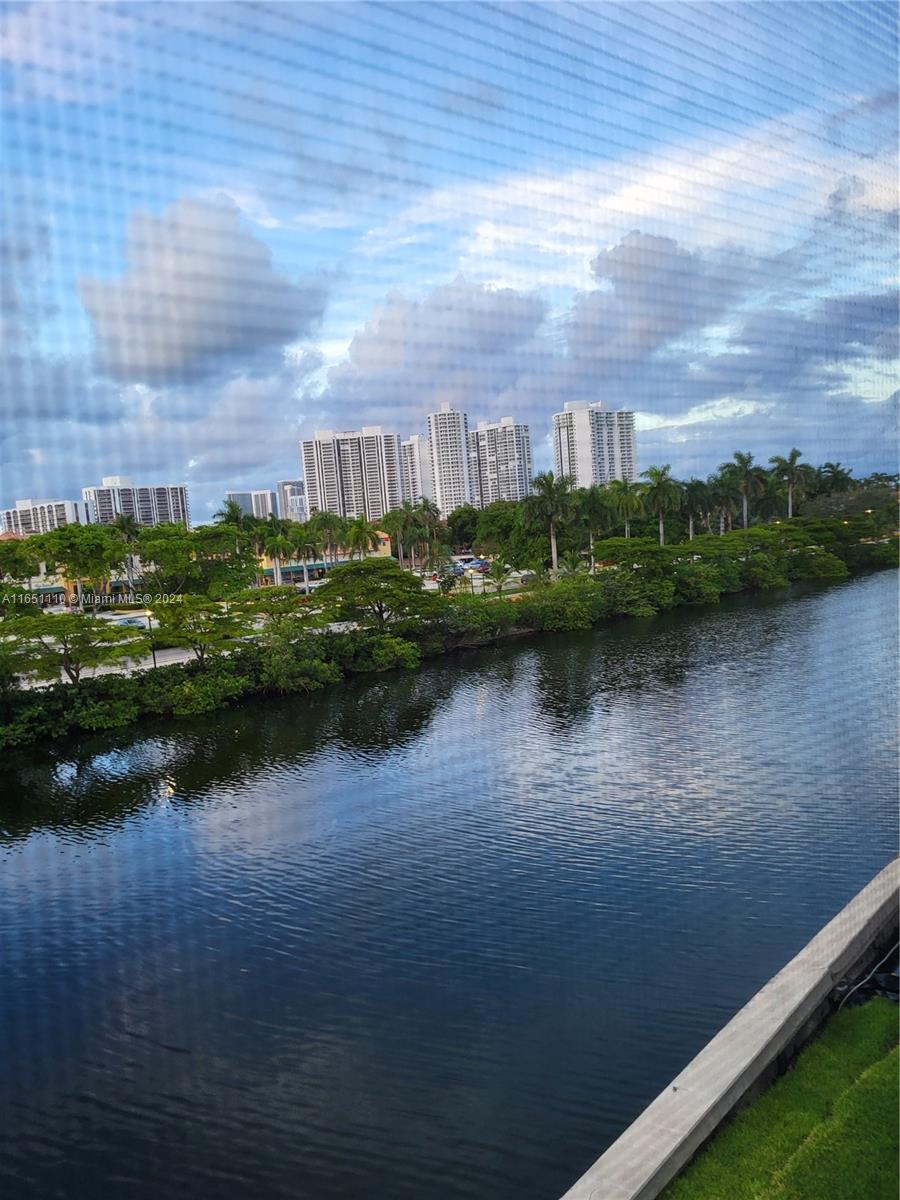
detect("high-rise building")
(399, 435), (434, 505)
(1, 498), (81, 536)
(300, 427), (402, 521)
(225, 489), (277, 520)
(427, 404), (471, 516)
(82, 476), (191, 528)
(467, 417), (533, 507)
(552, 402), (636, 488)
(276, 480), (307, 522)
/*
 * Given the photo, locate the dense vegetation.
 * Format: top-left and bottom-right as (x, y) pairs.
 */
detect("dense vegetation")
(0, 501), (895, 750)
(662, 998), (899, 1200)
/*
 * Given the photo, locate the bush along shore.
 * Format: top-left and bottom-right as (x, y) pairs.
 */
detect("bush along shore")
(0, 518), (895, 752)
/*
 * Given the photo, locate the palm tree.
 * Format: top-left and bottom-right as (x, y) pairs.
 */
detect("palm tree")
(308, 510), (349, 569)
(487, 559), (512, 595)
(290, 525), (322, 593)
(818, 461), (854, 495)
(213, 496), (252, 556)
(263, 531), (295, 586)
(381, 507), (407, 569)
(606, 478), (645, 539)
(721, 452), (767, 528)
(416, 498), (444, 572)
(526, 471), (573, 571)
(681, 478), (710, 541)
(110, 513), (141, 597)
(345, 516), (381, 561)
(641, 465), (683, 546)
(558, 548), (588, 575)
(769, 448), (814, 518)
(707, 471), (741, 535)
(579, 484), (614, 569)
(213, 497), (250, 528)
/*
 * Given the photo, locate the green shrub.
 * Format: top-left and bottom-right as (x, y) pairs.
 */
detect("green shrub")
(169, 669), (249, 716)
(594, 570), (659, 618)
(742, 551), (790, 591)
(443, 595), (519, 642)
(258, 649), (342, 694)
(514, 579), (595, 632)
(789, 548), (851, 583)
(674, 561), (724, 605)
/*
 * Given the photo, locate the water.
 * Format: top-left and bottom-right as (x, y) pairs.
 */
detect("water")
(1, 572), (896, 1200)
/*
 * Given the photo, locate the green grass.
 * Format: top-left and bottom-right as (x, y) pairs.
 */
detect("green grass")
(662, 998), (898, 1200)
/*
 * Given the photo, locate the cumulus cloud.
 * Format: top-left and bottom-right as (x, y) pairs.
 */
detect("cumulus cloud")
(307, 279), (549, 432)
(79, 197), (329, 385)
(566, 232), (757, 364)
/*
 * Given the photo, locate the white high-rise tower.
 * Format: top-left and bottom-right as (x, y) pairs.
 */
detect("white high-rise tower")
(551, 402), (636, 488)
(400, 435), (434, 505)
(467, 417), (533, 507)
(300, 428), (402, 521)
(426, 404), (470, 516)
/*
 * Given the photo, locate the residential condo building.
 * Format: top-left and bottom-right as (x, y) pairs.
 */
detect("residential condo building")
(399, 435), (434, 505)
(276, 480), (307, 522)
(1, 498), (81, 536)
(300, 427), (402, 521)
(468, 417), (533, 507)
(552, 402), (636, 488)
(226, 489), (277, 520)
(82, 476), (190, 528)
(427, 403), (471, 516)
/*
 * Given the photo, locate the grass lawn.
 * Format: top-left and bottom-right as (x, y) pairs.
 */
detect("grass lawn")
(662, 997), (898, 1200)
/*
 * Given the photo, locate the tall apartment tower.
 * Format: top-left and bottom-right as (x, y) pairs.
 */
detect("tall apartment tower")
(399, 435), (434, 505)
(552, 402), (636, 488)
(82, 476), (191, 528)
(225, 489), (277, 520)
(276, 480), (307, 522)
(467, 416), (533, 508)
(300, 427), (402, 522)
(426, 403), (471, 516)
(1, 498), (81, 536)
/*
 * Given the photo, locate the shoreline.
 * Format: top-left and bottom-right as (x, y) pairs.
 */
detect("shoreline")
(1, 551), (894, 760)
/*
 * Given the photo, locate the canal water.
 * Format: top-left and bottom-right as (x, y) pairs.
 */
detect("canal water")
(1, 571), (896, 1199)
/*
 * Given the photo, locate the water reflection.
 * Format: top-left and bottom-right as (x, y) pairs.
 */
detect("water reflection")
(0, 575), (896, 1200)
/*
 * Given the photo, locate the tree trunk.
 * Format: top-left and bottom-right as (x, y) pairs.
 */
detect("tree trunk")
(588, 528), (595, 572)
(624, 518), (630, 539)
(742, 494), (749, 528)
(302, 558), (309, 592)
(658, 510), (665, 546)
(549, 521), (558, 571)
(719, 510), (725, 536)
(688, 514), (694, 541)
(787, 485), (793, 519)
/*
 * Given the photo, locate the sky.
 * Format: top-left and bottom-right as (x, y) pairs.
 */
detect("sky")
(1, 0), (897, 520)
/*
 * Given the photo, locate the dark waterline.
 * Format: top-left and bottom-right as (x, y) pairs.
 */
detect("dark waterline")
(1, 573), (897, 1200)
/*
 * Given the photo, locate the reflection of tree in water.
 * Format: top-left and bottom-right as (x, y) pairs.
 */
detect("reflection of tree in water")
(313, 667), (449, 756)
(1, 593), (796, 842)
(0, 667), (454, 842)
(531, 596), (791, 730)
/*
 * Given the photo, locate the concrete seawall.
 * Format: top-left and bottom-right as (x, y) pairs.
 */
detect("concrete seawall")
(559, 857), (900, 1200)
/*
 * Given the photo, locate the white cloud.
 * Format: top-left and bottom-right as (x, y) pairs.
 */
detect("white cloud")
(80, 197), (329, 385)
(0, 1), (135, 102)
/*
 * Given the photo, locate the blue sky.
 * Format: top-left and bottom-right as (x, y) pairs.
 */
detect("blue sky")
(1, 0), (897, 519)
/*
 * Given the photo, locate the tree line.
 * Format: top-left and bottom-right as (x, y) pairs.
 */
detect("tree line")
(0, 505), (895, 752)
(0, 450), (893, 606)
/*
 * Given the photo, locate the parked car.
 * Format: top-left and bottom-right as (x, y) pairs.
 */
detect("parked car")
(116, 617), (147, 627)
